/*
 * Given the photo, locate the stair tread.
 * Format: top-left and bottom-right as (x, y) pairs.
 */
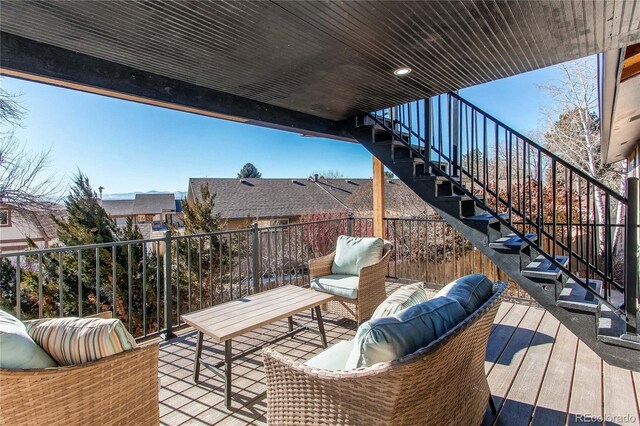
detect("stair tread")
(557, 278), (603, 313)
(522, 255), (569, 279)
(463, 213), (508, 223)
(489, 233), (536, 250)
(414, 174), (459, 181)
(597, 304), (640, 350)
(437, 194), (472, 201)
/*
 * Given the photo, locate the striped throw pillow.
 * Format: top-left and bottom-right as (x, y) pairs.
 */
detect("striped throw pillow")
(24, 317), (137, 366)
(371, 283), (429, 319)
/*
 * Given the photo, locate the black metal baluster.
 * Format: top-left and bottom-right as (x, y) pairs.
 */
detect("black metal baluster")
(127, 244), (132, 333)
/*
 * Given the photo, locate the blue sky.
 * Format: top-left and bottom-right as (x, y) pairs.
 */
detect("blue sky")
(1, 61), (572, 195)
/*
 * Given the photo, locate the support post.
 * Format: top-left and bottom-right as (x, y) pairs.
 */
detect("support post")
(347, 214), (354, 236)
(425, 98), (432, 164)
(451, 92), (460, 177)
(624, 177), (638, 335)
(373, 156), (386, 239)
(252, 223), (260, 294)
(161, 230), (175, 340)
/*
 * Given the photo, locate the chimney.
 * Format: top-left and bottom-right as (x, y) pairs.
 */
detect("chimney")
(314, 174), (319, 182)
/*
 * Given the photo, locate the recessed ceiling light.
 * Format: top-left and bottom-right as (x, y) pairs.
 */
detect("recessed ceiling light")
(393, 67), (412, 76)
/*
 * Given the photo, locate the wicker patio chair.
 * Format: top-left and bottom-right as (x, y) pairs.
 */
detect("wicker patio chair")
(309, 242), (392, 324)
(263, 282), (508, 426)
(0, 314), (159, 426)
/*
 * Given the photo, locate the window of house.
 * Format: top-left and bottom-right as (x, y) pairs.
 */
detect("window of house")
(270, 218), (289, 227)
(256, 218), (289, 230)
(0, 209), (10, 227)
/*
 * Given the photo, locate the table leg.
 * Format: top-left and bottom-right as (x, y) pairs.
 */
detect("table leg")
(193, 331), (203, 383)
(314, 306), (328, 348)
(224, 339), (233, 409)
(288, 316), (294, 332)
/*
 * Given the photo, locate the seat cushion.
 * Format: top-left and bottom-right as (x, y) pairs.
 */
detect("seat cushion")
(0, 310), (57, 369)
(350, 296), (466, 368)
(25, 316), (137, 366)
(310, 274), (359, 299)
(435, 274), (494, 316)
(304, 340), (356, 370)
(371, 283), (429, 319)
(331, 235), (384, 276)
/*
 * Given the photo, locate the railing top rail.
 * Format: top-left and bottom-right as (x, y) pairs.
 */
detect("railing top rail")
(447, 91), (626, 202)
(170, 228), (252, 240)
(0, 217), (361, 258)
(257, 217), (353, 232)
(384, 217), (449, 222)
(0, 237), (165, 257)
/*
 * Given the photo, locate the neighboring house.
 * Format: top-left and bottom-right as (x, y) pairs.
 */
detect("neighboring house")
(100, 199), (135, 227)
(102, 193), (183, 234)
(0, 204), (64, 252)
(187, 178), (349, 229)
(187, 176), (434, 230)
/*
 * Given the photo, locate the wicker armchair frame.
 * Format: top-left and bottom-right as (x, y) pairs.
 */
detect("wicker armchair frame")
(0, 343), (159, 426)
(309, 245), (392, 324)
(263, 282), (508, 426)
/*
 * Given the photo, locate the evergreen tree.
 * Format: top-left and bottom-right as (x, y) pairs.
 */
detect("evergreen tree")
(54, 172), (117, 245)
(182, 183), (222, 233)
(178, 184), (231, 309)
(237, 162), (262, 178)
(0, 258), (16, 312)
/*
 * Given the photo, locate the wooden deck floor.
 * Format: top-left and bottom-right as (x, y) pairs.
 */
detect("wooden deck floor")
(157, 288), (640, 425)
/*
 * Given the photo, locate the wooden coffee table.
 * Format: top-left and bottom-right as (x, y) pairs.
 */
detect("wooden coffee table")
(180, 285), (334, 409)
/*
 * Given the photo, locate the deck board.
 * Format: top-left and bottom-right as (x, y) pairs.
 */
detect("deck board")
(156, 285), (640, 425)
(603, 361), (639, 425)
(568, 341), (603, 425)
(498, 311), (560, 425)
(485, 303), (530, 374)
(487, 306), (545, 411)
(530, 324), (579, 425)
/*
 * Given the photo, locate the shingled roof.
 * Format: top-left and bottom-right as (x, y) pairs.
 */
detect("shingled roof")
(101, 199), (134, 217)
(188, 178), (349, 219)
(102, 194), (177, 217)
(133, 193), (176, 215)
(188, 177), (432, 219)
(317, 178), (433, 217)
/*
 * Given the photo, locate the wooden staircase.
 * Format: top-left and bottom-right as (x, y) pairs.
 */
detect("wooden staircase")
(350, 93), (639, 371)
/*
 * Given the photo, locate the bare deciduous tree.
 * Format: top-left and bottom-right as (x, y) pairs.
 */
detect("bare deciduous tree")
(0, 87), (25, 127)
(539, 58), (625, 257)
(0, 85), (59, 217)
(311, 169), (344, 179)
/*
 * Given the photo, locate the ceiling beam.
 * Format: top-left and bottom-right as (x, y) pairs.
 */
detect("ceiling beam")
(0, 32), (356, 142)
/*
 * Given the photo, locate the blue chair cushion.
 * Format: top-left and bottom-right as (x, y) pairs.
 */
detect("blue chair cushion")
(331, 236), (384, 276)
(349, 296), (467, 367)
(0, 310), (57, 369)
(434, 274), (494, 315)
(304, 340), (356, 370)
(311, 275), (359, 299)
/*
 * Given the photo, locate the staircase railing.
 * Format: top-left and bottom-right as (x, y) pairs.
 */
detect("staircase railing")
(369, 93), (635, 331)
